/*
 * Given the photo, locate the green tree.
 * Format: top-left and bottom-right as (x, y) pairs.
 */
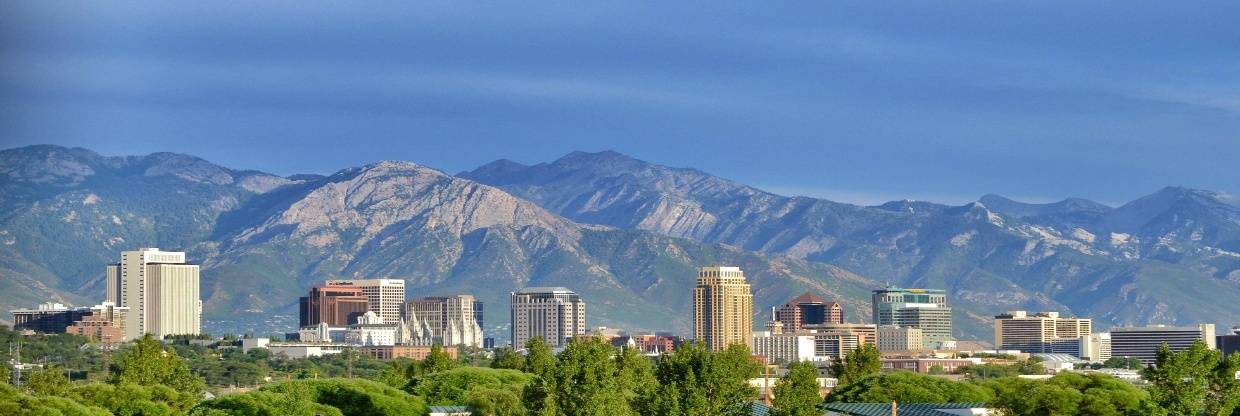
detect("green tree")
(614, 346), (657, 414)
(71, 382), (196, 415)
(649, 342), (760, 416)
(466, 386), (526, 416)
(1143, 340), (1240, 416)
(0, 383), (111, 416)
(982, 372), (1162, 416)
(520, 337), (559, 416)
(771, 361), (821, 416)
(412, 367), (532, 406)
(190, 378), (427, 416)
(523, 337), (557, 379)
(1102, 356), (1145, 370)
(927, 364), (945, 375)
(422, 344), (459, 374)
(24, 364), (70, 396)
(111, 334), (206, 397)
(825, 371), (991, 403)
(550, 336), (633, 415)
(491, 347), (525, 370)
(829, 344), (880, 386)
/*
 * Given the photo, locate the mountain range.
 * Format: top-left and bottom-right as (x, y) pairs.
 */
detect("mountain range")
(3, 145), (1239, 340)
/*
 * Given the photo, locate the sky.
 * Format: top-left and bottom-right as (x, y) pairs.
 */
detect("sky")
(2, 2), (1238, 206)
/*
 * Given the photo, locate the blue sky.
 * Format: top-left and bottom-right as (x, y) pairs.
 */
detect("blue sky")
(2, 2), (1238, 205)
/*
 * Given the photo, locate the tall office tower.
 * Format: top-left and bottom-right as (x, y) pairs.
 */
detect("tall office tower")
(693, 266), (754, 352)
(406, 295), (485, 347)
(326, 279), (405, 324)
(106, 248), (201, 339)
(1111, 324), (1216, 365)
(510, 287), (586, 349)
(774, 292), (843, 332)
(299, 283), (370, 327)
(877, 325), (923, 353)
(871, 287), (952, 348)
(993, 311), (1093, 353)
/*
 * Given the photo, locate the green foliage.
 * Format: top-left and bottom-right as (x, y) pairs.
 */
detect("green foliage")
(614, 346), (657, 414)
(649, 342), (760, 416)
(111, 334), (207, 397)
(1102, 356), (1145, 370)
(190, 378), (427, 416)
(24, 364), (70, 396)
(0, 383), (111, 416)
(412, 366), (532, 406)
(829, 344), (881, 386)
(927, 364), (945, 375)
(550, 336), (632, 416)
(982, 372), (1162, 416)
(69, 382), (197, 415)
(422, 344), (459, 374)
(491, 347), (525, 370)
(466, 386), (526, 416)
(825, 371), (991, 403)
(522, 337), (557, 380)
(954, 359), (1046, 380)
(1143, 341), (1240, 416)
(771, 361), (821, 416)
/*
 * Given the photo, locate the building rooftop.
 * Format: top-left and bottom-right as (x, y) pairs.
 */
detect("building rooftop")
(516, 287), (575, 294)
(820, 402), (989, 416)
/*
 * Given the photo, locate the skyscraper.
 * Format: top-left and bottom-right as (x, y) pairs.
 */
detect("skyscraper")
(510, 287), (586, 348)
(993, 311), (1092, 353)
(693, 266), (754, 351)
(106, 248), (201, 339)
(774, 292), (843, 331)
(299, 283), (370, 327)
(406, 295), (485, 347)
(871, 287), (951, 349)
(326, 279), (405, 324)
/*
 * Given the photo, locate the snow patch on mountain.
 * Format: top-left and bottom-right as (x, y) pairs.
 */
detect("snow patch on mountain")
(950, 230), (976, 247)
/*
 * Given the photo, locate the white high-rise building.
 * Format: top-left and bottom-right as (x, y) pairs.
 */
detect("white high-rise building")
(326, 279), (405, 324)
(510, 287), (586, 348)
(106, 248), (201, 339)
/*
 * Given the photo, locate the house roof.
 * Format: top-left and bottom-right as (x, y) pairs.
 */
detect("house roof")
(820, 402), (988, 416)
(428, 405), (470, 412)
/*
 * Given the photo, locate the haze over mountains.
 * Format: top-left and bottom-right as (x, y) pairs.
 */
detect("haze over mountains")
(3, 145), (1239, 340)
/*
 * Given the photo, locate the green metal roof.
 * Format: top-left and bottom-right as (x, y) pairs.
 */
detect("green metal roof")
(820, 402), (987, 416)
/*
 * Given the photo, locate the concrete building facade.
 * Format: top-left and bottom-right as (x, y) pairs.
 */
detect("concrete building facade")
(510, 287), (586, 348)
(993, 311), (1092, 354)
(872, 287), (952, 348)
(877, 325), (924, 353)
(693, 266), (754, 351)
(1111, 324), (1216, 365)
(106, 248), (201, 339)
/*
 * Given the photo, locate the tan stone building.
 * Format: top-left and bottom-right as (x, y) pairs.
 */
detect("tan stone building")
(693, 266), (753, 351)
(106, 248), (200, 339)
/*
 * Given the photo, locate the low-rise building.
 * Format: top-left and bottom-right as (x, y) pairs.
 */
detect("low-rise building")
(821, 402), (993, 416)
(65, 302), (128, 343)
(359, 345), (459, 360)
(11, 303), (91, 334)
(752, 331), (821, 364)
(880, 357), (981, 374)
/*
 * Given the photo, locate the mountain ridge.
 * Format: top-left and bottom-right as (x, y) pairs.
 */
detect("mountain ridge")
(3, 145), (1239, 339)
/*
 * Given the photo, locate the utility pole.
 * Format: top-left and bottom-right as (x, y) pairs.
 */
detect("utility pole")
(9, 340), (21, 388)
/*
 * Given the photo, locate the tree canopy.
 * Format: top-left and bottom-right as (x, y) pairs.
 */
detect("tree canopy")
(829, 344), (880, 386)
(1142, 340), (1240, 416)
(771, 360), (821, 416)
